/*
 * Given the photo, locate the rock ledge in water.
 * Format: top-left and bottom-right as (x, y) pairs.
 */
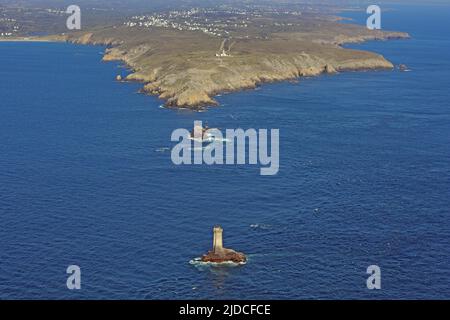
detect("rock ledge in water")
(201, 249), (247, 264)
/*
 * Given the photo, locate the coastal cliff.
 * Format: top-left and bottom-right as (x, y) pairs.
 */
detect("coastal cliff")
(44, 19), (409, 109)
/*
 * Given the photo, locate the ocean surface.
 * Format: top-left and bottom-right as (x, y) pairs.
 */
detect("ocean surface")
(1, 4), (449, 299)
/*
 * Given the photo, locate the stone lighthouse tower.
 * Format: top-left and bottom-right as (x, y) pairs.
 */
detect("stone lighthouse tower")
(213, 226), (224, 253)
(201, 225), (247, 263)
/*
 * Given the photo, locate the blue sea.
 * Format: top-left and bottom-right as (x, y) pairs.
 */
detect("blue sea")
(1, 4), (449, 299)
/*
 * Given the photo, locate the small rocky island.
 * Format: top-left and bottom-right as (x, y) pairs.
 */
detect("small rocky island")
(201, 226), (247, 264)
(398, 64), (411, 72)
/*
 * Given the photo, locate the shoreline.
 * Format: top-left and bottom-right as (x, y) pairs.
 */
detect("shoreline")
(109, 43), (405, 110)
(1, 32), (409, 110)
(0, 37), (60, 42)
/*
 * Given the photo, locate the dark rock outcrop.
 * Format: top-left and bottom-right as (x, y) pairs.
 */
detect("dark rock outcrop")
(201, 248), (247, 264)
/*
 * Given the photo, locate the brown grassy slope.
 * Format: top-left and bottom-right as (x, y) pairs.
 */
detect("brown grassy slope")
(53, 21), (409, 109)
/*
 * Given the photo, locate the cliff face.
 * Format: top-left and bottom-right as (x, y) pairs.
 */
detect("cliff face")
(134, 54), (389, 108)
(59, 22), (409, 109)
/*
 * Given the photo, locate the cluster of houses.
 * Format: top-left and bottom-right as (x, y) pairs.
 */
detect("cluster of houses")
(124, 16), (230, 37)
(44, 8), (66, 15)
(123, 8), (251, 38)
(123, 6), (304, 42)
(0, 16), (19, 36)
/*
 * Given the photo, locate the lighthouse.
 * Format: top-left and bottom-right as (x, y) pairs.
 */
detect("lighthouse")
(213, 226), (224, 253)
(201, 226), (247, 264)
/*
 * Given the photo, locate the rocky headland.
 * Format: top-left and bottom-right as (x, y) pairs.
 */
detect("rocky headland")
(35, 11), (409, 109)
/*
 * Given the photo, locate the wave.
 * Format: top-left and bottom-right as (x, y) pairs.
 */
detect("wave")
(250, 224), (271, 230)
(189, 257), (247, 268)
(155, 147), (170, 153)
